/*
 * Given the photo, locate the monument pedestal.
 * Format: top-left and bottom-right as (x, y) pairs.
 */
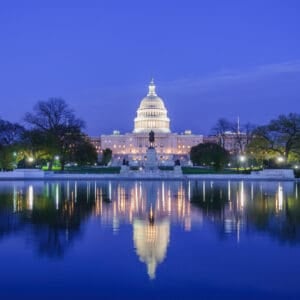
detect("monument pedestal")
(145, 147), (158, 170)
(174, 165), (182, 175)
(120, 165), (130, 174)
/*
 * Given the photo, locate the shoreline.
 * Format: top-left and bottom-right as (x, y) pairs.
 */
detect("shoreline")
(0, 173), (298, 182)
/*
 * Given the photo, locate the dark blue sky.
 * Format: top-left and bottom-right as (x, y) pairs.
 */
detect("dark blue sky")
(0, 0), (299, 135)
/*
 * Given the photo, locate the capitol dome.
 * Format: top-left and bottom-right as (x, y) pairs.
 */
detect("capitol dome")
(134, 80), (170, 133)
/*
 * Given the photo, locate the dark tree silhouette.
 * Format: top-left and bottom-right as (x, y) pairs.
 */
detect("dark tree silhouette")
(24, 98), (86, 170)
(190, 143), (230, 170)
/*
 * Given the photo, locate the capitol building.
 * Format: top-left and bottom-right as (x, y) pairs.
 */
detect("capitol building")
(99, 80), (203, 165)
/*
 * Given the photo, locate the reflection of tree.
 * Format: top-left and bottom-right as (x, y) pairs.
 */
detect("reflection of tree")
(191, 182), (228, 214)
(191, 181), (300, 244)
(247, 191), (300, 244)
(0, 182), (96, 258)
(246, 192), (272, 231)
(190, 181), (235, 240)
(0, 180), (300, 263)
(28, 197), (93, 257)
(282, 196), (300, 242)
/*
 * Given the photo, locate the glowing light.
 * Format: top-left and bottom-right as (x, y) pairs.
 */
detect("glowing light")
(28, 185), (34, 210)
(109, 181), (112, 200)
(13, 185), (17, 212)
(27, 157), (34, 163)
(56, 184), (59, 210)
(239, 155), (246, 162)
(240, 181), (245, 209)
(277, 184), (283, 211)
(277, 156), (284, 163)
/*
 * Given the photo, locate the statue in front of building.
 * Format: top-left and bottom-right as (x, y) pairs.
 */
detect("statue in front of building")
(149, 130), (155, 148)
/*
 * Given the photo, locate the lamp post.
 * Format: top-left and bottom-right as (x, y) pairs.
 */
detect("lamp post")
(239, 155), (246, 171)
(277, 156), (285, 168)
(27, 156), (35, 168)
(12, 152), (17, 169)
(277, 156), (284, 163)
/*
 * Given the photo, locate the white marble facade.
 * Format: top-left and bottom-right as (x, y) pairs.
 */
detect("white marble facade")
(100, 80), (203, 164)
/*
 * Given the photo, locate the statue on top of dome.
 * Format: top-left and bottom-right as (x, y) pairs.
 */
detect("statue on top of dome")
(148, 79), (157, 96)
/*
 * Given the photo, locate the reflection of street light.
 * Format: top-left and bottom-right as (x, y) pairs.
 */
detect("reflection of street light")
(54, 155), (60, 160)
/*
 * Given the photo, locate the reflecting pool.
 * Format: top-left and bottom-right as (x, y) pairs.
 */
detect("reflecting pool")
(0, 180), (299, 299)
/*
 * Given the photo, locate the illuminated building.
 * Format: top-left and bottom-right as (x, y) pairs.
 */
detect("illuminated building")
(89, 81), (251, 162)
(99, 80), (203, 165)
(203, 131), (248, 154)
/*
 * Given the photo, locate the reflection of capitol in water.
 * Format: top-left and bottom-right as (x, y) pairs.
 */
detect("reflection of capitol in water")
(133, 215), (170, 279)
(94, 181), (198, 279)
(95, 181), (197, 232)
(2, 180), (300, 278)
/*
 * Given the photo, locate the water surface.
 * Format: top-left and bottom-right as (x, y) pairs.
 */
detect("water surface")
(0, 180), (299, 299)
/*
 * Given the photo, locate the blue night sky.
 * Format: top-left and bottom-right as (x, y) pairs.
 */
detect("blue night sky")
(0, 0), (299, 136)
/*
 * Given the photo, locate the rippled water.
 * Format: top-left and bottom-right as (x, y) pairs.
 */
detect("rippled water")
(0, 180), (299, 299)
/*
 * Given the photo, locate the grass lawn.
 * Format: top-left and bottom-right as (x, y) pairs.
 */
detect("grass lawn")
(50, 166), (121, 174)
(182, 167), (251, 175)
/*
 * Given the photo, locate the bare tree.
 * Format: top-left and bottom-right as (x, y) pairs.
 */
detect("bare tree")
(24, 98), (85, 170)
(212, 118), (232, 148)
(0, 119), (24, 146)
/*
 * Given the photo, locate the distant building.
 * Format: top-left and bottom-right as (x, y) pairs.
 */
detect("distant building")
(204, 131), (248, 154)
(90, 80), (250, 163)
(97, 80), (203, 165)
(221, 131), (248, 154)
(89, 136), (101, 154)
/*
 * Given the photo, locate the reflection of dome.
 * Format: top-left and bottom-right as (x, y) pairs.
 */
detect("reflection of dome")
(133, 80), (170, 133)
(133, 218), (170, 279)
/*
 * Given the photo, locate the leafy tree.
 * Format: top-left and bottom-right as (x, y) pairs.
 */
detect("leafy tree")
(101, 148), (112, 166)
(20, 129), (53, 166)
(24, 98), (85, 170)
(0, 119), (24, 170)
(190, 143), (230, 171)
(70, 136), (98, 166)
(0, 148), (15, 170)
(248, 113), (300, 163)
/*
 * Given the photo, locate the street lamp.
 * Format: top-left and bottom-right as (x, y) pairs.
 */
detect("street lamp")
(27, 157), (35, 163)
(277, 156), (284, 163)
(238, 155), (247, 171)
(239, 155), (246, 163)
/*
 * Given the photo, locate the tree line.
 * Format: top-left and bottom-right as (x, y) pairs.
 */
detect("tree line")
(190, 113), (300, 170)
(1, 98), (299, 171)
(0, 98), (97, 171)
